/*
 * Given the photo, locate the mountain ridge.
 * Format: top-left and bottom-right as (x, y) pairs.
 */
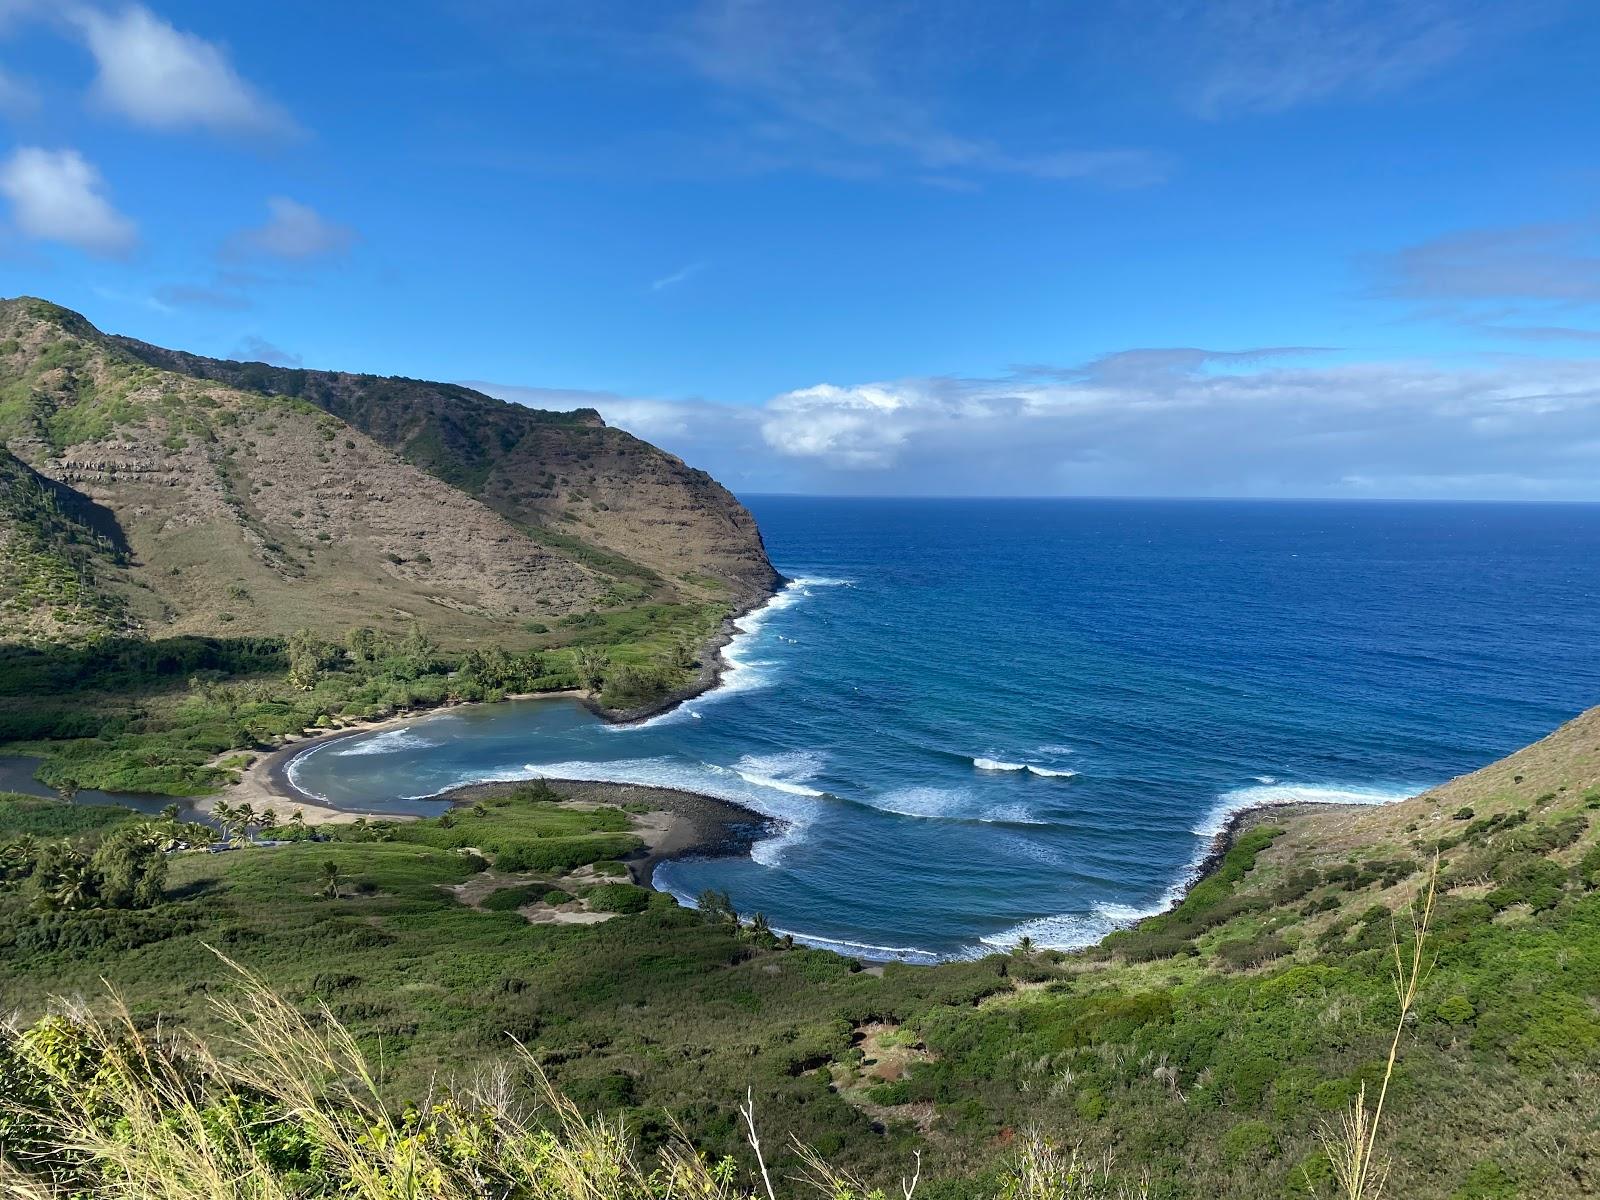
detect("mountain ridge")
(0, 296), (776, 649)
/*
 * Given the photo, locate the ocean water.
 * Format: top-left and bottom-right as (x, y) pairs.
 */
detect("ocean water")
(286, 498), (1600, 960)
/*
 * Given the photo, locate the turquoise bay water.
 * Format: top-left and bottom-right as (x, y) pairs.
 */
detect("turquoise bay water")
(287, 498), (1600, 960)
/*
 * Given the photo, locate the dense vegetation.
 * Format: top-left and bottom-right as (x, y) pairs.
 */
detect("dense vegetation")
(0, 599), (720, 796)
(4, 716), (1600, 1197)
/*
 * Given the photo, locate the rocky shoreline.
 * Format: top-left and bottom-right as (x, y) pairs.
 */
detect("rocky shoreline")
(427, 777), (779, 887)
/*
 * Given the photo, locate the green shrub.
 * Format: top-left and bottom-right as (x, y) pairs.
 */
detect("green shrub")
(480, 884), (546, 912)
(1215, 936), (1292, 970)
(583, 882), (650, 914)
(863, 1080), (911, 1106)
(1220, 1119), (1276, 1166)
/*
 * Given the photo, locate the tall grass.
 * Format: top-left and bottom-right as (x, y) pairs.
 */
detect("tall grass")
(0, 956), (1118, 1200)
(1315, 856), (1439, 1200)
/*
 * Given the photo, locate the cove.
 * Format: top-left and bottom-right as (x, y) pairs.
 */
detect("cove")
(282, 497), (1600, 960)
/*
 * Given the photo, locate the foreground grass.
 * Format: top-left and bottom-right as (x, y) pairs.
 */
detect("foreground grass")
(0, 962), (1149, 1200)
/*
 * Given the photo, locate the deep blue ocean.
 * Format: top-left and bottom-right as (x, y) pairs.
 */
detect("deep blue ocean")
(287, 498), (1600, 960)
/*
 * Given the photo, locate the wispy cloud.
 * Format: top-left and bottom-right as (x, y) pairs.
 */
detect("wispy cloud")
(231, 335), (300, 367)
(667, 0), (1168, 187)
(70, 3), (298, 138)
(1375, 220), (1600, 303)
(1171, 0), (1481, 117)
(225, 197), (354, 260)
(154, 281), (253, 311)
(651, 261), (704, 291)
(0, 146), (136, 256)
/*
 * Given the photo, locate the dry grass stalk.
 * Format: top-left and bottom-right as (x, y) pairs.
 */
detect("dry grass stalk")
(1315, 854), (1439, 1200)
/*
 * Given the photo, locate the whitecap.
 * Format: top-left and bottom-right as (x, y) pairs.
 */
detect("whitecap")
(1025, 765), (1077, 778)
(1192, 781), (1422, 838)
(733, 750), (828, 797)
(328, 727), (440, 757)
(869, 785), (1047, 826)
(608, 576), (849, 732)
(981, 895), (1175, 952)
(977, 779), (1427, 953)
(974, 757), (1026, 772)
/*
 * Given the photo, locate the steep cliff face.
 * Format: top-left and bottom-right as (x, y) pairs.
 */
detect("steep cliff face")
(0, 297), (776, 646)
(111, 337), (780, 609)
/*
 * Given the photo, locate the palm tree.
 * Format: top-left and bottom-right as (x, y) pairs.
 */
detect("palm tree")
(211, 801), (236, 843)
(1014, 935), (1036, 957)
(317, 860), (343, 900)
(236, 803), (257, 844)
(260, 807), (280, 834)
(159, 803), (181, 823)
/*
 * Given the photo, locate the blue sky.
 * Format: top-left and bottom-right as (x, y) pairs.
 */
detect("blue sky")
(2, 1), (1599, 497)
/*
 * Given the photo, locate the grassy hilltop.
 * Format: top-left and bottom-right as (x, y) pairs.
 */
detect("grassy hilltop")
(4, 705), (1600, 1197)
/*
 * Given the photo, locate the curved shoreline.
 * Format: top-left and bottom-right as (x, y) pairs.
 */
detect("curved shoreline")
(217, 576), (789, 823)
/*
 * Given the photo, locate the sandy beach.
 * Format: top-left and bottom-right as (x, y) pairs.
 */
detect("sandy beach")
(211, 696), (775, 884)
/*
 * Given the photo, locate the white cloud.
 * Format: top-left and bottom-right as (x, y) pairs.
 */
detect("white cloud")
(751, 352), (1600, 496)
(72, 4), (296, 137)
(0, 146), (136, 256)
(226, 197), (353, 260)
(478, 349), (1600, 500)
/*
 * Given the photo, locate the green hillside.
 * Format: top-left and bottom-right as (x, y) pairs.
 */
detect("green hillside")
(4, 707), (1600, 1197)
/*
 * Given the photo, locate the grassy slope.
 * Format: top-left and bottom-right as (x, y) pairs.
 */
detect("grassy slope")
(108, 325), (780, 610)
(5, 708), (1600, 1196)
(0, 447), (135, 646)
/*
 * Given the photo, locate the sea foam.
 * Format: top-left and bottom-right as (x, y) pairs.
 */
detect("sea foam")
(328, 727), (440, 757)
(612, 575), (851, 731)
(979, 778), (1425, 952)
(1192, 780), (1422, 838)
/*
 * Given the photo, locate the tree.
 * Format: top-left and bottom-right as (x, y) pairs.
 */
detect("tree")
(396, 624), (439, 678)
(27, 842), (96, 912)
(159, 803), (181, 824)
(92, 825), (167, 909)
(346, 626), (380, 664)
(573, 647), (609, 693)
(287, 628), (336, 691)
(696, 888), (736, 925)
(1014, 935), (1035, 958)
(56, 783), (78, 807)
(318, 859), (343, 900)
(0, 836), (39, 888)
